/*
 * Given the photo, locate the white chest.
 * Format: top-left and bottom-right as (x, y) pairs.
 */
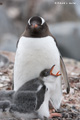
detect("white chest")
(14, 36), (60, 90)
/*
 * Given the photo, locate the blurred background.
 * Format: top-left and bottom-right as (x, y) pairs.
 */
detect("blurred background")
(0, 0), (80, 60)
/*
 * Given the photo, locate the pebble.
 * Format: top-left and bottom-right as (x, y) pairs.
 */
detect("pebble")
(0, 84), (3, 87)
(75, 116), (80, 120)
(76, 83), (80, 89)
(69, 112), (77, 118)
(70, 88), (74, 94)
(0, 72), (3, 75)
(74, 87), (79, 91)
(1, 76), (6, 81)
(66, 118), (72, 120)
(71, 72), (79, 76)
(9, 63), (14, 69)
(62, 113), (69, 118)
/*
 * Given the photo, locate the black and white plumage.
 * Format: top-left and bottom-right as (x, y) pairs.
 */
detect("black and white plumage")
(0, 90), (14, 101)
(10, 66), (60, 119)
(14, 16), (70, 110)
(0, 78), (47, 119)
(0, 90), (14, 112)
(0, 67), (58, 119)
(0, 65), (62, 119)
(10, 78), (47, 120)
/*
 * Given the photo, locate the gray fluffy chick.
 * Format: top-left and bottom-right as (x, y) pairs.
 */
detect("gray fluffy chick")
(0, 65), (60, 120)
(0, 67), (53, 120)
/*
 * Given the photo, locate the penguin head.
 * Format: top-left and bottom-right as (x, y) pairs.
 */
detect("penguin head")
(40, 65), (56, 78)
(40, 69), (50, 78)
(27, 16), (49, 37)
(40, 65), (58, 83)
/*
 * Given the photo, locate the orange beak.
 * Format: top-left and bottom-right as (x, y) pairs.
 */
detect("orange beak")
(50, 65), (61, 77)
(32, 24), (38, 28)
(34, 24), (38, 28)
(50, 65), (55, 75)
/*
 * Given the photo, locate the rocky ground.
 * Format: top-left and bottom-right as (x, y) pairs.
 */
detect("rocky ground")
(0, 51), (80, 120)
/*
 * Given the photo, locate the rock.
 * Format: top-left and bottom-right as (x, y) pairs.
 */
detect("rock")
(0, 51), (15, 63)
(75, 83), (80, 89)
(0, 84), (3, 88)
(0, 72), (3, 75)
(6, 7), (20, 19)
(70, 88), (74, 94)
(49, 22), (80, 60)
(0, 33), (18, 52)
(0, 7), (18, 52)
(0, 51), (14, 90)
(74, 0), (80, 17)
(0, 7), (16, 37)
(0, 54), (9, 69)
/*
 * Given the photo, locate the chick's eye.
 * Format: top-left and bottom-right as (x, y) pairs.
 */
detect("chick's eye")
(44, 71), (48, 76)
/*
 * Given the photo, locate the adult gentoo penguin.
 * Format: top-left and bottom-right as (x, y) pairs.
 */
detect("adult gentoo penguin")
(14, 16), (70, 110)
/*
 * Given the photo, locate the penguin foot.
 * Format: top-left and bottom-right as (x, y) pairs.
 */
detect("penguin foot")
(50, 65), (61, 77)
(49, 112), (62, 118)
(49, 108), (55, 114)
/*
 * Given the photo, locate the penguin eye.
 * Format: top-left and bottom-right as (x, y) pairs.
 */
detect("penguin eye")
(46, 88), (48, 91)
(40, 70), (49, 77)
(44, 71), (48, 76)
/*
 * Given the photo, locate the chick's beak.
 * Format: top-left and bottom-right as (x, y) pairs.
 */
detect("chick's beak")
(50, 65), (55, 75)
(50, 65), (61, 77)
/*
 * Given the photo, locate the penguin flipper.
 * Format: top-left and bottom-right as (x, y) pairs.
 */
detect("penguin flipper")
(60, 55), (70, 93)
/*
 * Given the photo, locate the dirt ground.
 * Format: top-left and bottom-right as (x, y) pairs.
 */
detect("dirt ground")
(0, 51), (80, 120)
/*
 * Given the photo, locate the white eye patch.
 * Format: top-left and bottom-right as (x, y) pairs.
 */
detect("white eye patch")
(28, 17), (32, 25)
(40, 17), (45, 25)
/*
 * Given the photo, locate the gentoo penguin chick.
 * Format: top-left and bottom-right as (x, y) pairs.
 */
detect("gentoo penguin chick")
(0, 90), (15, 101)
(0, 100), (10, 112)
(0, 90), (15, 112)
(14, 16), (70, 111)
(0, 65), (61, 119)
(10, 65), (61, 120)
